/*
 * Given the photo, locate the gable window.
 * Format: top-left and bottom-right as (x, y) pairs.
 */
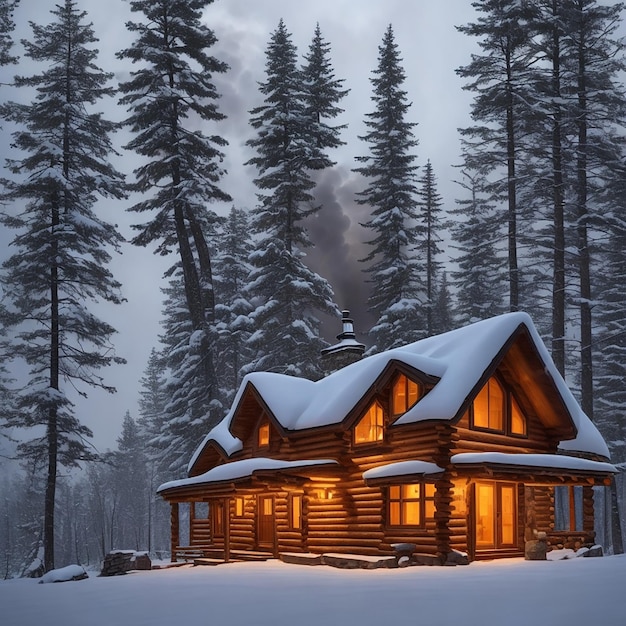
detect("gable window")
(354, 401), (384, 444)
(510, 395), (527, 436)
(392, 374), (421, 416)
(471, 376), (527, 437)
(388, 483), (436, 527)
(258, 418), (270, 448)
(473, 378), (504, 431)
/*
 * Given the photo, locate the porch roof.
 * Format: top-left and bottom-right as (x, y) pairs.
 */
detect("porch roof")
(363, 460), (445, 484)
(450, 452), (616, 477)
(158, 457), (340, 494)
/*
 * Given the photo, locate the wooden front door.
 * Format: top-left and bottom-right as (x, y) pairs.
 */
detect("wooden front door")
(475, 481), (517, 550)
(257, 495), (275, 550)
(211, 500), (224, 539)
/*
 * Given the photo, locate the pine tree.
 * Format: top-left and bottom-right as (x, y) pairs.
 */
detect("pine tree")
(118, 0), (230, 441)
(457, 1), (538, 312)
(561, 0), (626, 419)
(214, 207), (254, 401)
(0, 0), (18, 68)
(354, 25), (423, 352)
(416, 160), (445, 336)
(245, 20), (339, 379)
(431, 271), (454, 335)
(136, 349), (170, 552)
(0, 0), (125, 572)
(450, 165), (507, 325)
(301, 23), (349, 157)
(112, 412), (148, 550)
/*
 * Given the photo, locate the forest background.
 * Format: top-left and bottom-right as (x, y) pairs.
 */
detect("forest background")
(0, 0), (625, 577)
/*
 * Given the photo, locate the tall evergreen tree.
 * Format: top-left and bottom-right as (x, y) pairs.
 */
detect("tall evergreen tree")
(118, 0), (231, 448)
(245, 20), (339, 379)
(0, 0), (18, 68)
(451, 165), (507, 325)
(354, 25), (423, 352)
(0, 0), (125, 572)
(416, 160), (444, 336)
(561, 0), (626, 419)
(301, 23), (349, 156)
(457, 1), (537, 312)
(214, 207), (253, 400)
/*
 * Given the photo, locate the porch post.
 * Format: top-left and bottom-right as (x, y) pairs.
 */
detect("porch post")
(170, 503), (179, 563)
(435, 478), (453, 562)
(224, 498), (231, 563)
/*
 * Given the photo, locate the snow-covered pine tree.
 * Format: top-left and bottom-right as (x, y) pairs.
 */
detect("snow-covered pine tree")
(245, 20), (339, 379)
(112, 412), (149, 551)
(301, 23), (349, 158)
(214, 207), (254, 402)
(152, 268), (224, 476)
(416, 160), (445, 337)
(135, 348), (170, 552)
(354, 25), (423, 353)
(0, 0), (18, 68)
(431, 271), (454, 335)
(560, 0), (626, 420)
(0, 0), (125, 573)
(118, 0), (230, 442)
(457, 1), (537, 312)
(450, 165), (507, 325)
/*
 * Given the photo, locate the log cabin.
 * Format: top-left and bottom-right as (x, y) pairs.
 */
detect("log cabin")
(158, 311), (615, 564)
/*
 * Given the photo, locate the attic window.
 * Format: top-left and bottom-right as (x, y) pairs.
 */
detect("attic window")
(354, 401), (384, 444)
(471, 376), (527, 437)
(258, 419), (270, 447)
(392, 374), (421, 416)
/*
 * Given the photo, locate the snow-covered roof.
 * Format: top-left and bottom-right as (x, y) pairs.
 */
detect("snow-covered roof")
(451, 452), (616, 474)
(163, 458), (339, 493)
(363, 461), (445, 482)
(190, 312), (610, 471)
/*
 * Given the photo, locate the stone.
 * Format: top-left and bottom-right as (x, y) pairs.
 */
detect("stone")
(583, 545), (604, 558)
(132, 552), (152, 570)
(445, 550), (469, 566)
(525, 539), (548, 561)
(100, 550), (134, 576)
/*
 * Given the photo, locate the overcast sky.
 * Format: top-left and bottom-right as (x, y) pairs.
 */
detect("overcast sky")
(2, 0), (489, 453)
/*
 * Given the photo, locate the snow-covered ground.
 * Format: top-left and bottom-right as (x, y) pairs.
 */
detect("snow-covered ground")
(2, 555), (625, 626)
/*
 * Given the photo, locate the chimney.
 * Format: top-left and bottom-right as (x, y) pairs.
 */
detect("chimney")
(321, 310), (366, 375)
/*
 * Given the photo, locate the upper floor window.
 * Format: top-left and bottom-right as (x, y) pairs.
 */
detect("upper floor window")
(392, 374), (421, 416)
(258, 418), (270, 448)
(354, 401), (384, 444)
(471, 376), (527, 437)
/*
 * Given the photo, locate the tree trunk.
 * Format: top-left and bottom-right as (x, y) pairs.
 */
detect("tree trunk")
(505, 44), (519, 312)
(551, 0), (566, 376)
(576, 9), (593, 419)
(44, 199), (61, 573)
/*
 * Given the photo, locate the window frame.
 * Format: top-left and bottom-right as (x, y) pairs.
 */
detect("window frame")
(386, 482), (436, 529)
(257, 417), (270, 449)
(391, 373), (422, 417)
(353, 400), (385, 445)
(470, 376), (528, 438)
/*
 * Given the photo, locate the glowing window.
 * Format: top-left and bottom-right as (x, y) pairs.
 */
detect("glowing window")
(289, 494), (302, 531)
(392, 374), (421, 415)
(235, 497), (244, 518)
(354, 401), (384, 444)
(388, 483), (435, 527)
(258, 419), (270, 447)
(511, 396), (527, 436)
(473, 378), (504, 431)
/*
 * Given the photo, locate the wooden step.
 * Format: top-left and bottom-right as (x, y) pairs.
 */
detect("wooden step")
(193, 558), (231, 566)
